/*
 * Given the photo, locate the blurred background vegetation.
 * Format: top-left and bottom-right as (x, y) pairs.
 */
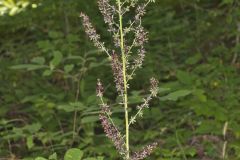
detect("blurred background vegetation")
(0, 0), (240, 159)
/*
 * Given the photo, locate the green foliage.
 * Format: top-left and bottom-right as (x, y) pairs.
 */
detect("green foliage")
(0, 0), (39, 16)
(64, 148), (83, 160)
(159, 89), (192, 101)
(35, 148), (104, 160)
(0, 0), (240, 159)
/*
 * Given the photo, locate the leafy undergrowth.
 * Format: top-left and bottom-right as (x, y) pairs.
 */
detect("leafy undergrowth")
(0, 0), (240, 159)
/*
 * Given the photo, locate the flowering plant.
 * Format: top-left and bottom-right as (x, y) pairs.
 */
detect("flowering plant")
(80, 0), (159, 159)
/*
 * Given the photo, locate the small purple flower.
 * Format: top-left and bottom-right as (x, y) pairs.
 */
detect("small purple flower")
(111, 51), (124, 95)
(98, 0), (116, 33)
(135, 26), (148, 47)
(131, 142), (158, 160)
(80, 13), (107, 52)
(135, 4), (146, 21)
(150, 77), (159, 97)
(96, 79), (104, 97)
(133, 46), (146, 69)
(99, 114), (125, 154)
(101, 103), (112, 115)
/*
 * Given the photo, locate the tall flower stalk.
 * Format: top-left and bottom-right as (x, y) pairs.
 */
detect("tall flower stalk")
(81, 0), (158, 159)
(117, 0), (130, 158)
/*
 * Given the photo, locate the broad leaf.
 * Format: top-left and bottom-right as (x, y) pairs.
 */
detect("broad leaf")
(160, 90), (191, 101)
(64, 148), (83, 160)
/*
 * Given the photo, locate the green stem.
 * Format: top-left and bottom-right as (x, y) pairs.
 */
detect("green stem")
(129, 93), (153, 126)
(117, 0), (129, 159)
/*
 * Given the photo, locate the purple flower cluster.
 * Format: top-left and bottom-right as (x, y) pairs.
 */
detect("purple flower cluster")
(96, 79), (125, 155)
(135, 4), (146, 22)
(131, 142), (158, 160)
(97, 0), (116, 33)
(96, 79), (104, 97)
(133, 47), (146, 69)
(113, 33), (120, 47)
(130, 3), (149, 71)
(99, 114), (125, 154)
(111, 51), (124, 95)
(150, 77), (159, 97)
(132, 77), (159, 123)
(101, 103), (112, 115)
(135, 26), (148, 47)
(80, 13), (106, 52)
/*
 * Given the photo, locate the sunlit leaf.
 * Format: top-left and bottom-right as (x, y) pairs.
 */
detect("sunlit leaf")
(64, 148), (83, 160)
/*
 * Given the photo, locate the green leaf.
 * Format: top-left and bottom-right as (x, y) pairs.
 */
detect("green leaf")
(43, 69), (53, 76)
(176, 70), (194, 85)
(158, 87), (171, 93)
(128, 91), (144, 104)
(48, 31), (63, 39)
(10, 64), (46, 71)
(88, 59), (108, 69)
(185, 53), (202, 65)
(193, 89), (207, 102)
(27, 135), (34, 149)
(67, 55), (84, 61)
(64, 148), (83, 160)
(49, 152), (57, 160)
(83, 158), (104, 160)
(67, 34), (79, 42)
(23, 123), (42, 134)
(196, 120), (222, 134)
(69, 102), (85, 109)
(160, 90), (191, 101)
(57, 102), (85, 112)
(50, 51), (63, 67)
(57, 104), (75, 112)
(37, 40), (53, 52)
(193, 100), (227, 121)
(185, 147), (196, 157)
(31, 57), (45, 65)
(35, 157), (47, 160)
(221, 0), (234, 5)
(64, 64), (74, 73)
(81, 116), (99, 124)
(22, 158), (35, 160)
